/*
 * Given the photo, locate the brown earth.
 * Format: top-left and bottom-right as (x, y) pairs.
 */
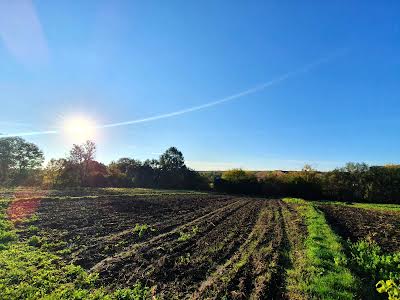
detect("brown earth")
(13, 193), (304, 299)
(318, 204), (400, 252)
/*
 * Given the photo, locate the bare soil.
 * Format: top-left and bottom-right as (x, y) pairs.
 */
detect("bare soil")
(318, 204), (400, 252)
(12, 193), (299, 299)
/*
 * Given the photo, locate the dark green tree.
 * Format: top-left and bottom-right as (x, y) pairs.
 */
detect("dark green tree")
(159, 147), (185, 171)
(158, 147), (187, 188)
(0, 137), (44, 185)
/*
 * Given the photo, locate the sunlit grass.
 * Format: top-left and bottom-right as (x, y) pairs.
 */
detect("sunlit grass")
(315, 200), (400, 212)
(283, 198), (356, 299)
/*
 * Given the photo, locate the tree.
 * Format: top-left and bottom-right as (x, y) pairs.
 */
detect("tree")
(43, 158), (80, 187)
(222, 169), (252, 182)
(216, 169), (260, 194)
(158, 147), (187, 188)
(114, 158), (142, 179)
(141, 159), (160, 187)
(86, 160), (108, 187)
(0, 137), (44, 185)
(0, 138), (13, 183)
(69, 140), (96, 165)
(159, 147), (186, 171)
(68, 140), (96, 185)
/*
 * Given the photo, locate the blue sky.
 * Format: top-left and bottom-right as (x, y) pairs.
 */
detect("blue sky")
(0, 1), (399, 170)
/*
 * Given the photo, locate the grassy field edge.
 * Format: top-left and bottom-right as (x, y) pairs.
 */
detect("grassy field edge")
(283, 198), (356, 299)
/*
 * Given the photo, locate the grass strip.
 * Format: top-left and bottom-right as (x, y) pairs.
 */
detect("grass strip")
(283, 198), (356, 299)
(314, 200), (400, 212)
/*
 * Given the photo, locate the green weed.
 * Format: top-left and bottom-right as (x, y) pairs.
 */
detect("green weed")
(376, 280), (400, 300)
(176, 253), (191, 266)
(346, 238), (400, 298)
(132, 224), (155, 238)
(28, 235), (42, 247)
(27, 225), (39, 234)
(348, 239), (400, 282)
(178, 225), (199, 242)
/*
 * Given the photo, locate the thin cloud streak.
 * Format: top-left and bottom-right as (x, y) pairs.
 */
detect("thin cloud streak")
(0, 50), (346, 138)
(99, 50), (346, 129)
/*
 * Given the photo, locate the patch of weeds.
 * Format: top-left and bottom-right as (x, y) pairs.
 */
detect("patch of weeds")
(113, 281), (151, 300)
(176, 253), (191, 266)
(0, 231), (17, 248)
(347, 238), (400, 298)
(116, 240), (128, 248)
(0, 201), (17, 249)
(27, 225), (39, 234)
(178, 225), (199, 242)
(132, 224), (155, 238)
(56, 247), (72, 256)
(178, 232), (191, 242)
(348, 238), (400, 282)
(28, 235), (42, 247)
(0, 202), (154, 299)
(19, 214), (39, 225)
(42, 240), (68, 251)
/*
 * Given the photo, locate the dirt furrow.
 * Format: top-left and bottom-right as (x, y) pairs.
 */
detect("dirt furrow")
(192, 200), (285, 300)
(91, 198), (249, 284)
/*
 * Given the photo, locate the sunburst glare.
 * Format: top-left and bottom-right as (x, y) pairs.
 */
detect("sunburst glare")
(63, 116), (96, 143)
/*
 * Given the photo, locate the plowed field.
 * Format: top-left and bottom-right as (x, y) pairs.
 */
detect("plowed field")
(13, 193), (300, 299)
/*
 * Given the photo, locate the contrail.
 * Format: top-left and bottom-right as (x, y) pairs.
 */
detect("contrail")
(0, 50), (346, 138)
(100, 50), (345, 128)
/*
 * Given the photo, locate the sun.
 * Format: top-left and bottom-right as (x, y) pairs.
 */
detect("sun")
(63, 116), (96, 143)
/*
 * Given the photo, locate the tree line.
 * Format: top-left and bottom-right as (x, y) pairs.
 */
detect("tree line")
(0, 137), (208, 190)
(1, 137), (400, 204)
(214, 164), (400, 204)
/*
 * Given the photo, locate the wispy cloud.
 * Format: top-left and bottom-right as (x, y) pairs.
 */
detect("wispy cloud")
(99, 50), (346, 129)
(0, 0), (49, 65)
(0, 50), (346, 138)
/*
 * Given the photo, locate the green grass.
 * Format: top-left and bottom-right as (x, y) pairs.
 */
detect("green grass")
(285, 198), (400, 299)
(314, 200), (400, 212)
(284, 198), (357, 299)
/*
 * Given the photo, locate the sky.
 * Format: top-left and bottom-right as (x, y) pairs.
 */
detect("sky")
(0, 0), (399, 171)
